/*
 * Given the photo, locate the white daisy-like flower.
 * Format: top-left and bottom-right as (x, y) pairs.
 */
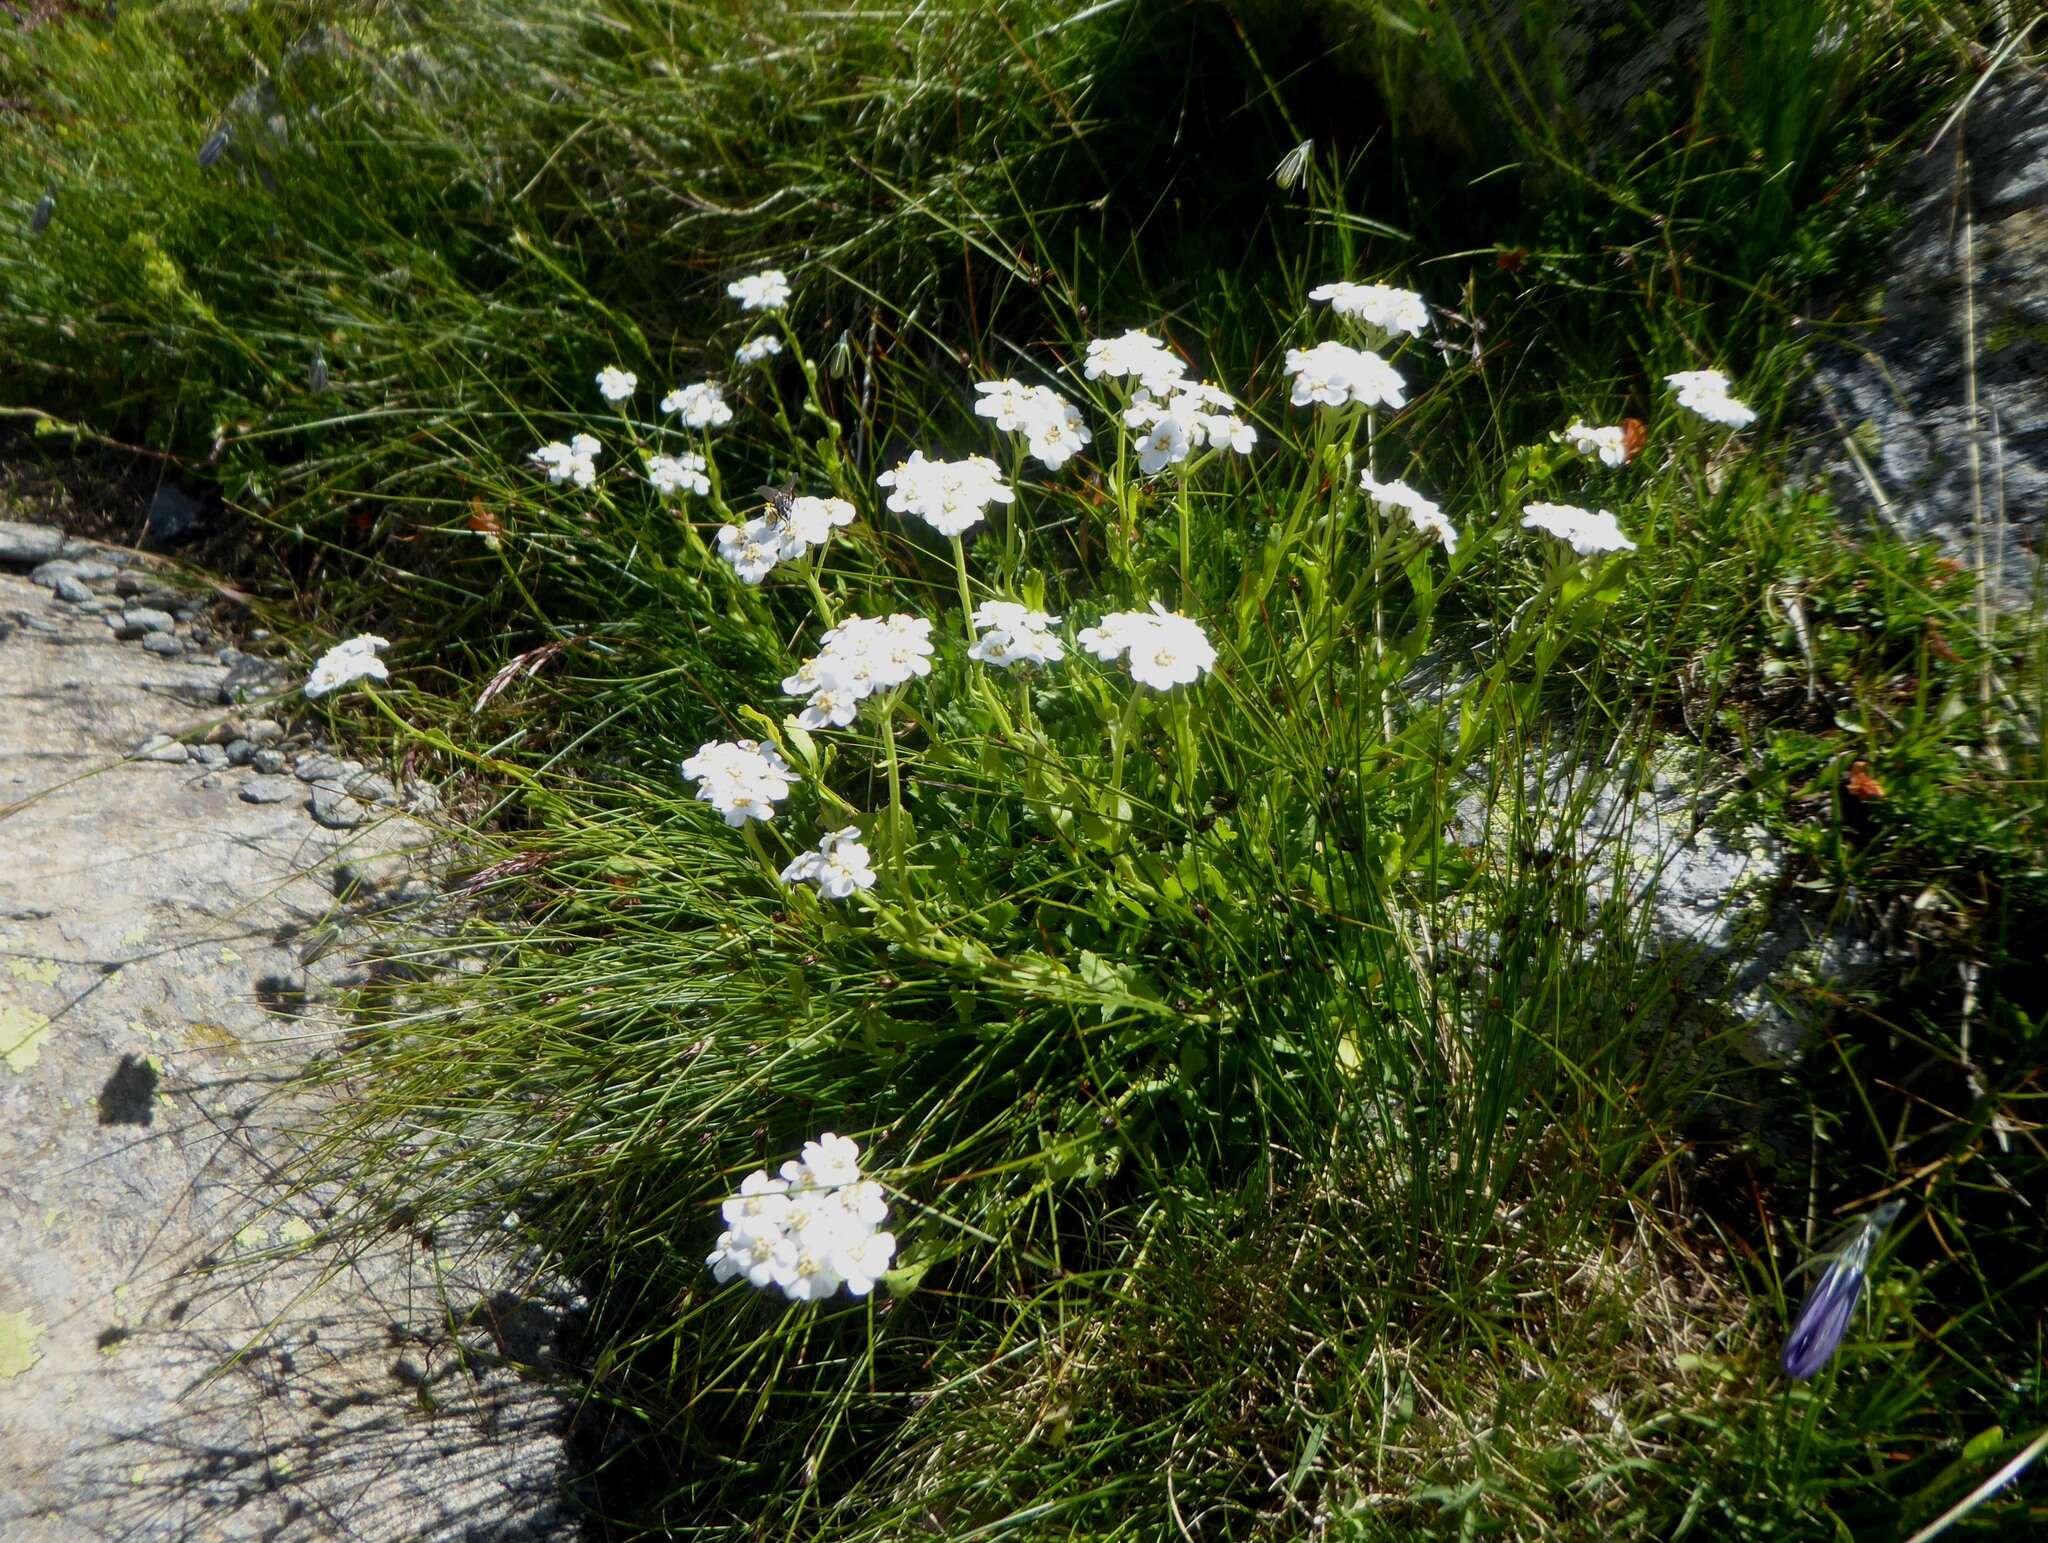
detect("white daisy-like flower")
(780, 826), (878, 900)
(1665, 369), (1756, 428)
(1307, 281), (1430, 338)
(1077, 601), (1217, 690)
(647, 452), (710, 497)
(780, 494), (857, 555)
(726, 268), (791, 312)
(1358, 472), (1458, 554)
(1564, 420), (1629, 467)
(715, 517), (786, 585)
(969, 599), (1066, 668)
(735, 334), (784, 366)
(659, 381), (734, 430)
(1122, 381), (1256, 473)
(783, 613), (935, 724)
(679, 737), (796, 826)
(973, 379), (1094, 471)
(1082, 330), (1189, 394)
(1520, 501), (1638, 556)
(876, 452), (1014, 539)
(530, 432), (602, 487)
(709, 1131), (896, 1303)
(1283, 341), (1407, 410)
(595, 364), (637, 403)
(304, 634), (390, 699)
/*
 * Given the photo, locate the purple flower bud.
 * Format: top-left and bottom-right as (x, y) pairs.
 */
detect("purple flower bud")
(1780, 1199), (1905, 1379)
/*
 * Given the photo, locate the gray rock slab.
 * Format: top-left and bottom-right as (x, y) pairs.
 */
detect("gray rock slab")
(139, 632), (184, 658)
(52, 576), (91, 605)
(0, 520), (65, 566)
(308, 784), (372, 830)
(1805, 78), (2048, 601)
(238, 774), (298, 803)
(296, 752), (351, 783)
(0, 568), (577, 1541)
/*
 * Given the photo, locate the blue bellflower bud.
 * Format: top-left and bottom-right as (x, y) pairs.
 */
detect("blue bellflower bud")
(1781, 1198), (1905, 1379)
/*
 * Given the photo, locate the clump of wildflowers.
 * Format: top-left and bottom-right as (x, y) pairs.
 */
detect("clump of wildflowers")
(1564, 420), (1629, 467)
(530, 433), (601, 488)
(595, 365), (637, 403)
(781, 826), (879, 899)
(1082, 330), (1188, 395)
(715, 519), (786, 585)
(1665, 369), (1755, 428)
(876, 452), (1014, 539)
(714, 493), (861, 584)
(1078, 602), (1217, 690)
(782, 613), (936, 727)
(660, 381), (735, 430)
(706, 1133), (896, 1302)
(1283, 341), (1406, 410)
(1308, 281), (1430, 338)
(972, 379), (1092, 470)
(1123, 381), (1256, 474)
(735, 335), (784, 366)
(726, 268), (791, 312)
(647, 452), (710, 498)
(968, 600), (1066, 668)
(680, 738), (797, 826)
(1358, 472), (1459, 554)
(304, 634), (390, 699)
(1521, 501), (1637, 556)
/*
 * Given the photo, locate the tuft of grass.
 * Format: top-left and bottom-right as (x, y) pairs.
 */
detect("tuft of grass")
(4, 1), (2044, 1538)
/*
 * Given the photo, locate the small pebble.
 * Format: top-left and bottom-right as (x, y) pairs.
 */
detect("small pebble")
(123, 607), (176, 634)
(308, 785), (370, 829)
(252, 748), (287, 774)
(54, 575), (92, 604)
(132, 734), (189, 765)
(141, 633), (184, 657)
(244, 719), (284, 745)
(115, 574), (146, 597)
(239, 775), (297, 804)
(296, 752), (349, 783)
(189, 743), (228, 769)
(225, 739), (255, 767)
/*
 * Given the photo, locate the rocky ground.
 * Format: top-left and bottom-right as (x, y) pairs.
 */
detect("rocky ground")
(0, 520), (583, 1541)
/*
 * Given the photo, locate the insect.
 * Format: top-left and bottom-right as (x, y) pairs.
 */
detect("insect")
(1780, 1197), (1907, 1379)
(755, 477), (800, 527)
(308, 349), (329, 394)
(197, 124), (232, 169)
(29, 190), (54, 235)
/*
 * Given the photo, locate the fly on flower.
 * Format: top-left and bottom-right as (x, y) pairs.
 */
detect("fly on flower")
(1780, 1198), (1907, 1380)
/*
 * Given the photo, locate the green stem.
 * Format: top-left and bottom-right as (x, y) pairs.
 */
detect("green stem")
(1106, 686), (1144, 846)
(879, 695), (913, 906)
(949, 534), (978, 646)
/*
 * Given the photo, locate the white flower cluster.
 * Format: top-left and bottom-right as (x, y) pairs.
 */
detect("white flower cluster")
(1077, 602), (1217, 690)
(968, 600), (1065, 668)
(1358, 472), (1459, 554)
(877, 452), (1014, 539)
(1521, 501), (1637, 556)
(647, 452), (710, 498)
(735, 334), (784, 366)
(726, 268), (791, 313)
(1082, 329), (1188, 395)
(715, 494), (856, 585)
(707, 1133), (896, 1302)
(530, 433), (602, 487)
(780, 826), (878, 899)
(1308, 281), (1430, 338)
(680, 738), (797, 826)
(782, 613), (936, 728)
(1122, 381), (1256, 475)
(972, 379), (1092, 469)
(304, 634), (389, 699)
(1665, 369), (1755, 428)
(1283, 341), (1407, 411)
(1564, 420), (1629, 467)
(595, 364), (637, 403)
(660, 381), (735, 430)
